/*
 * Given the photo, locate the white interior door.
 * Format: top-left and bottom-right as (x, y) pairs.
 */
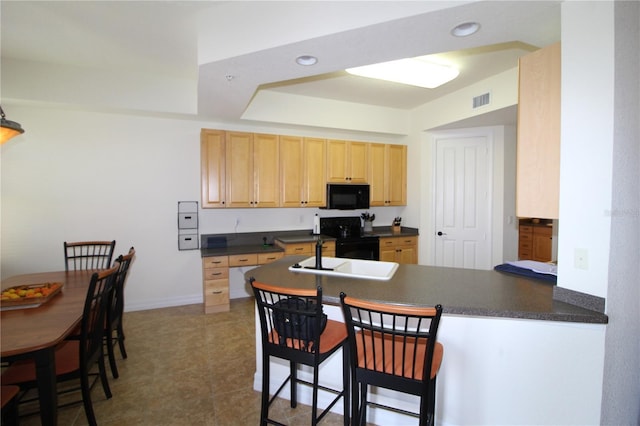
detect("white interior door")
(433, 133), (492, 269)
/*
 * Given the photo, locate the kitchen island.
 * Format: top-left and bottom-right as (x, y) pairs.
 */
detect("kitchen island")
(247, 256), (607, 425)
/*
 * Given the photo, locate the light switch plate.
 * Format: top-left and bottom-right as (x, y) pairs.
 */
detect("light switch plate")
(574, 248), (589, 270)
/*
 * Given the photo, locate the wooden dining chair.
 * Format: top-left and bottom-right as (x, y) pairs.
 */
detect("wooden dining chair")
(340, 293), (444, 426)
(1, 264), (119, 426)
(64, 240), (116, 271)
(105, 247), (135, 379)
(250, 278), (349, 426)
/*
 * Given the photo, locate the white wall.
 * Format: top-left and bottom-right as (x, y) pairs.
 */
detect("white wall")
(557, 2), (614, 298)
(0, 104), (410, 310)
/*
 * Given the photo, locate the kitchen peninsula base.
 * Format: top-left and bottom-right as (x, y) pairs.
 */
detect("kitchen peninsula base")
(247, 257), (607, 425)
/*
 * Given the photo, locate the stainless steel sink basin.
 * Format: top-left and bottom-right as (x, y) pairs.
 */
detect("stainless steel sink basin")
(288, 256), (399, 281)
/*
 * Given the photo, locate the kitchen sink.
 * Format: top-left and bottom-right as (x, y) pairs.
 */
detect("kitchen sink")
(288, 256), (399, 281)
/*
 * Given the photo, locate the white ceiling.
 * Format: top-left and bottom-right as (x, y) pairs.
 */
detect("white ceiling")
(0, 1), (561, 123)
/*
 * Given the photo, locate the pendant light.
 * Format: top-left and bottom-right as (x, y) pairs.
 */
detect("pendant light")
(1, 106), (25, 144)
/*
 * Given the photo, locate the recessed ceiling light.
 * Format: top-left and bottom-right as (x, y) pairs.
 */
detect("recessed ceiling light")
(296, 55), (318, 66)
(451, 22), (480, 37)
(346, 57), (459, 89)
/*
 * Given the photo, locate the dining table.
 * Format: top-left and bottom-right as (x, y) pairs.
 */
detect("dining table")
(1, 270), (96, 426)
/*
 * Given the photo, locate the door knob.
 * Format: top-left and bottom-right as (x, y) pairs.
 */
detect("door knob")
(437, 231), (446, 236)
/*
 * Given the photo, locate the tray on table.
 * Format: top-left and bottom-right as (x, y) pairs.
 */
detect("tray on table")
(0, 282), (64, 310)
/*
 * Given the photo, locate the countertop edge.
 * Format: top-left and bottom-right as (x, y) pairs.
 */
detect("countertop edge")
(248, 257), (609, 325)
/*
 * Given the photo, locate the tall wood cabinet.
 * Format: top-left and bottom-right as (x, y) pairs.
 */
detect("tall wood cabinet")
(225, 132), (279, 208)
(369, 143), (407, 206)
(516, 42), (561, 219)
(326, 140), (368, 183)
(201, 130), (279, 208)
(280, 136), (327, 208)
(201, 129), (226, 208)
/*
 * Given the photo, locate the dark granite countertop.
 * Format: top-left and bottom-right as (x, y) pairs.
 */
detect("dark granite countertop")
(201, 245), (283, 257)
(201, 227), (419, 256)
(245, 255), (608, 325)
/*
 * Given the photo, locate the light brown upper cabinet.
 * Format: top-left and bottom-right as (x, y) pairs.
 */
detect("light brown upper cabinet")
(280, 136), (327, 208)
(517, 42), (561, 219)
(201, 129), (226, 208)
(202, 129), (406, 209)
(326, 140), (369, 183)
(225, 132), (280, 208)
(369, 143), (407, 206)
(201, 130), (279, 208)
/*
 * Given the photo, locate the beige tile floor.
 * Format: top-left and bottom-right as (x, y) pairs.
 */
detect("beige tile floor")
(15, 298), (349, 426)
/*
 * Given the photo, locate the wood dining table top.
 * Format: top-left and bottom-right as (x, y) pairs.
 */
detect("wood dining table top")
(1, 270), (96, 358)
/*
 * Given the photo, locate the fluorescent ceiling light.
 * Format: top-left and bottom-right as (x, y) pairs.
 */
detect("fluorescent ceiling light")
(346, 57), (459, 89)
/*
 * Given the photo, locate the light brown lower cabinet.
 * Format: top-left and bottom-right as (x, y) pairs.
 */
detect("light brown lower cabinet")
(202, 251), (284, 314)
(518, 225), (553, 262)
(379, 236), (418, 264)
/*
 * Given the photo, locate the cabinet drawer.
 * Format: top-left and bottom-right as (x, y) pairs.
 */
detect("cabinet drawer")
(282, 243), (312, 255)
(519, 249), (532, 259)
(204, 280), (229, 305)
(203, 267), (229, 280)
(320, 241), (335, 251)
(519, 232), (533, 241)
(379, 238), (397, 248)
(203, 256), (229, 268)
(229, 253), (258, 267)
(396, 236), (417, 247)
(519, 241), (532, 250)
(258, 252), (284, 265)
(520, 225), (533, 233)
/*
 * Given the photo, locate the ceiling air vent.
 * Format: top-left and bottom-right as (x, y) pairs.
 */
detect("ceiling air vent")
(473, 92), (491, 109)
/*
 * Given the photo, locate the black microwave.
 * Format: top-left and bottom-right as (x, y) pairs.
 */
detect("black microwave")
(325, 184), (370, 210)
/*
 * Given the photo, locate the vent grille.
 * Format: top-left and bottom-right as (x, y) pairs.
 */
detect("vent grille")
(473, 92), (491, 108)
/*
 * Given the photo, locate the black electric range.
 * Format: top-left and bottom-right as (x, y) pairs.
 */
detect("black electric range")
(319, 216), (379, 260)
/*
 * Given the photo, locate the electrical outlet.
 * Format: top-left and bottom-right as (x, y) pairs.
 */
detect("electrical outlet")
(574, 248), (589, 270)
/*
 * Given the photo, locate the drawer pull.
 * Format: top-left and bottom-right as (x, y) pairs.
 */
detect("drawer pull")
(212, 272), (222, 276)
(239, 258), (249, 262)
(295, 248), (304, 251)
(212, 290), (223, 294)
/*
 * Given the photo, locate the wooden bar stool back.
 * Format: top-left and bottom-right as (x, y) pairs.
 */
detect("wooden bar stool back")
(340, 293), (444, 426)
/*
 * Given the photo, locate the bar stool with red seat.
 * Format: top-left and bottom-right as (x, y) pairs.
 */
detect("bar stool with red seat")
(340, 292), (444, 426)
(250, 278), (349, 426)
